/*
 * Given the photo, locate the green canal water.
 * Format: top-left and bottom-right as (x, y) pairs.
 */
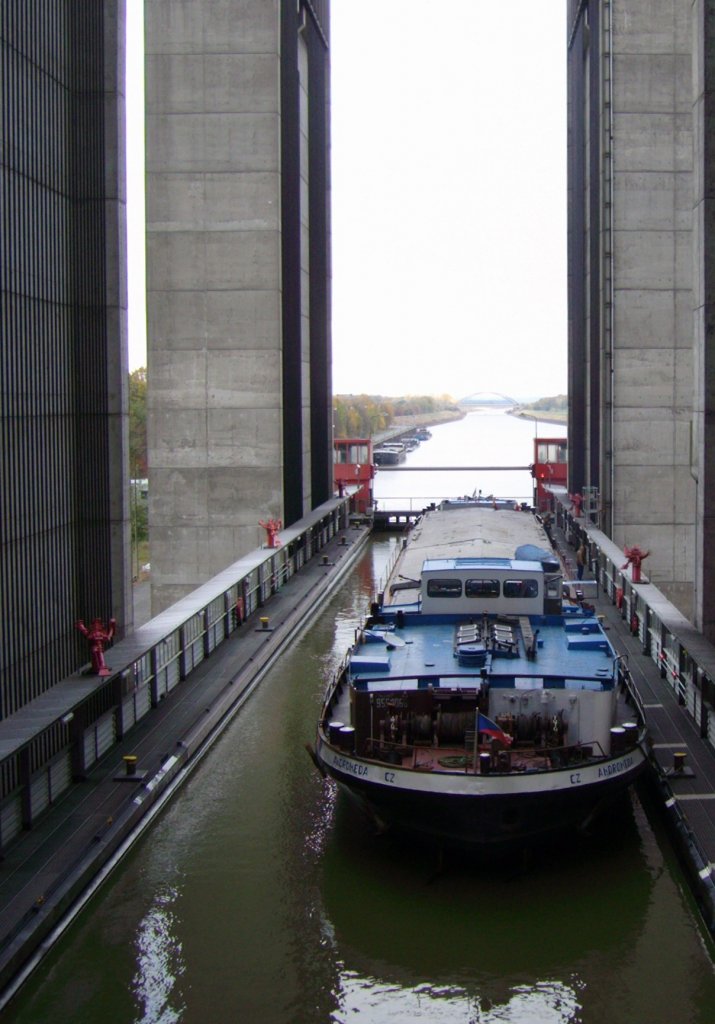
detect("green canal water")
(6, 537), (715, 1024)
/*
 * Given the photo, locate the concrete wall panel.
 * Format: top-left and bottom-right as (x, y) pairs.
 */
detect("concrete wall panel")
(201, 0), (279, 55)
(613, 54), (690, 114)
(203, 290), (281, 348)
(613, 2), (689, 54)
(613, 288), (675, 346)
(204, 54), (279, 112)
(208, 468), (282, 525)
(146, 54), (205, 113)
(204, 114), (279, 171)
(615, 230), (690, 289)
(204, 230), (280, 290)
(147, 289), (282, 350)
(145, 0), (279, 55)
(613, 464), (677, 523)
(150, 410), (208, 463)
(148, 290), (207, 345)
(614, 113), (691, 172)
(612, 412), (675, 464)
(203, 173), (281, 230)
(146, 113), (205, 172)
(206, 349), (281, 406)
(147, 113), (279, 173)
(207, 408), (281, 466)
(147, 232), (206, 290)
(144, 1), (203, 54)
(149, 468), (209, 524)
(614, 348), (676, 405)
(616, 171), (688, 230)
(146, 53), (280, 115)
(146, 172), (205, 228)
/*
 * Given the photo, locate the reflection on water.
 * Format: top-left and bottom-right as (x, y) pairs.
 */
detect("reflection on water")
(374, 409), (562, 510)
(5, 535), (715, 1024)
(322, 812), (715, 1023)
(320, 788), (666, 1023)
(333, 976), (582, 1024)
(132, 884), (185, 1024)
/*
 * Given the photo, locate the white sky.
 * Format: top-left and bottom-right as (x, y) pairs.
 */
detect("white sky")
(330, 2), (568, 402)
(127, 2), (567, 403)
(126, 0), (146, 373)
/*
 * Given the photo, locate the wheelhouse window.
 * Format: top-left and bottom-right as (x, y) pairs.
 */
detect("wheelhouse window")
(333, 442), (370, 464)
(503, 579), (539, 598)
(465, 579), (500, 597)
(426, 579), (462, 597)
(536, 442), (567, 463)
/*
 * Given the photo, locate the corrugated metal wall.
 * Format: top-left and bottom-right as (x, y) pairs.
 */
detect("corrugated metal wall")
(0, 1), (127, 716)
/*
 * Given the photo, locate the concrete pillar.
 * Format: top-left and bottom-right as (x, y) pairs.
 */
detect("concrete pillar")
(146, 2), (287, 613)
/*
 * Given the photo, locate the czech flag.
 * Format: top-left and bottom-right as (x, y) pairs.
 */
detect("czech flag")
(478, 712), (513, 747)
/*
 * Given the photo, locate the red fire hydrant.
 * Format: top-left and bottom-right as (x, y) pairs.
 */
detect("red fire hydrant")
(622, 545), (650, 583)
(75, 617), (116, 676)
(259, 518), (283, 548)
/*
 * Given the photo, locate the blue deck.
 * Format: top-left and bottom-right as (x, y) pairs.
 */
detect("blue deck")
(350, 615), (615, 691)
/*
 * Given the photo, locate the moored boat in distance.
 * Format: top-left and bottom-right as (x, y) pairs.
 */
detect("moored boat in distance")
(314, 503), (650, 852)
(373, 444), (406, 466)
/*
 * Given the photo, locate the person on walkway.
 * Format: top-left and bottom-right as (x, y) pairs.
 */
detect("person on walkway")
(576, 543), (587, 581)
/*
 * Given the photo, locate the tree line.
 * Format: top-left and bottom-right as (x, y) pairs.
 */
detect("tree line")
(333, 393), (458, 438)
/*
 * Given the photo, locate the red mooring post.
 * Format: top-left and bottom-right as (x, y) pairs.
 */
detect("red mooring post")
(259, 518), (283, 548)
(621, 545), (650, 583)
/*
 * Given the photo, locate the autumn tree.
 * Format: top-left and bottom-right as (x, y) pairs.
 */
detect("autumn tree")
(129, 367), (147, 476)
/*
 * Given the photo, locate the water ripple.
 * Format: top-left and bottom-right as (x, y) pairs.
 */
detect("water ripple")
(131, 885), (186, 1024)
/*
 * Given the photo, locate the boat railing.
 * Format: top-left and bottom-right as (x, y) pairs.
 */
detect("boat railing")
(374, 539), (404, 602)
(356, 735), (623, 774)
(323, 664), (350, 717)
(618, 659), (647, 727)
(346, 672), (617, 689)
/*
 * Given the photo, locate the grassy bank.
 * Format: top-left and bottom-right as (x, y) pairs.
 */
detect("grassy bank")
(510, 408), (567, 427)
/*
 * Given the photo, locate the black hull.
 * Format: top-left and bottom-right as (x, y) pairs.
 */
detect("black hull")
(328, 768), (646, 852)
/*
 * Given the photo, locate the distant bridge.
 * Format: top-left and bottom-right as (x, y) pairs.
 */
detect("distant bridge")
(458, 391), (519, 406)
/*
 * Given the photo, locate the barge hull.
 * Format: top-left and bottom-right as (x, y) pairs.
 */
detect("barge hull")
(317, 732), (649, 850)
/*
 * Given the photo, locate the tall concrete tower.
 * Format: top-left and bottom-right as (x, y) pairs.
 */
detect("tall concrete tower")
(567, 0), (700, 624)
(145, 0), (332, 614)
(0, 1), (130, 716)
